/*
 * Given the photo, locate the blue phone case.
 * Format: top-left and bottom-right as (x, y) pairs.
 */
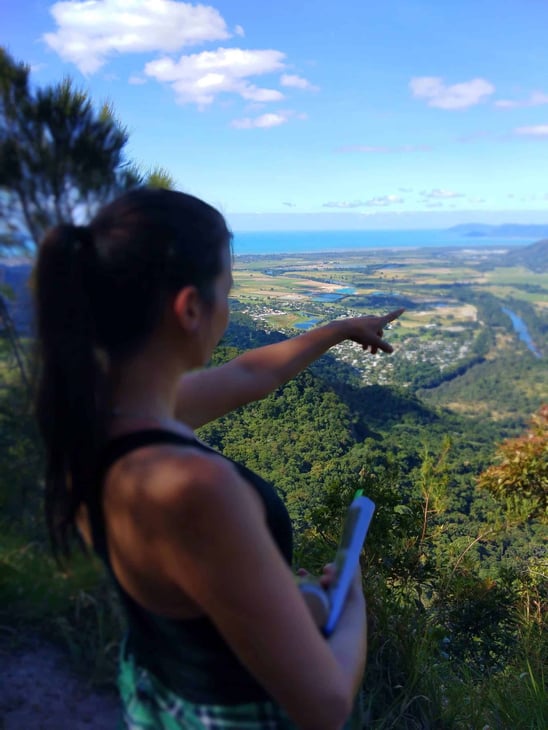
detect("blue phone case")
(323, 495), (375, 637)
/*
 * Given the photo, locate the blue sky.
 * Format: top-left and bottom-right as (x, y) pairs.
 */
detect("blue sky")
(3, 0), (548, 230)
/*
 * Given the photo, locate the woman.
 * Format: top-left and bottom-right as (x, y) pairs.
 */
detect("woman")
(34, 188), (403, 730)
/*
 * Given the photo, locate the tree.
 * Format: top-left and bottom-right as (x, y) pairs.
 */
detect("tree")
(0, 47), (175, 388)
(477, 406), (547, 522)
(146, 166), (177, 190)
(0, 47), (135, 250)
(0, 47), (174, 254)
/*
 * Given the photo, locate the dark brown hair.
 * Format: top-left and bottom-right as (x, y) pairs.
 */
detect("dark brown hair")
(34, 188), (231, 556)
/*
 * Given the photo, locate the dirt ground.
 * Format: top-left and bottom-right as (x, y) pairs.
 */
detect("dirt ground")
(0, 636), (121, 730)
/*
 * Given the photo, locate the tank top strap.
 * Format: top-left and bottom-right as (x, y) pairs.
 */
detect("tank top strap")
(88, 429), (203, 561)
(100, 428), (202, 473)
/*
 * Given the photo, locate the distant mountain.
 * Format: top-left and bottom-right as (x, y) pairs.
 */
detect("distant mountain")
(500, 238), (548, 273)
(447, 223), (548, 238)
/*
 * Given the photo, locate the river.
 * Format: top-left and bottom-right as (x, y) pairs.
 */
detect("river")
(501, 307), (543, 358)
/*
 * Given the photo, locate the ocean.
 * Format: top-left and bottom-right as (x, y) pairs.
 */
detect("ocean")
(231, 229), (536, 256)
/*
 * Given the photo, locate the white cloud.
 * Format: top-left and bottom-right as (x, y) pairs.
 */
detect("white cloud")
(43, 1), (311, 119)
(410, 76), (495, 109)
(421, 188), (464, 199)
(231, 112), (290, 129)
(495, 91), (548, 108)
(515, 125), (548, 137)
(44, 0), (231, 74)
(365, 195), (403, 207)
(283, 201), (296, 207)
(280, 74), (318, 91)
(337, 144), (430, 153)
(322, 195), (403, 209)
(322, 200), (368, 209)
(145, 48), (286, 106)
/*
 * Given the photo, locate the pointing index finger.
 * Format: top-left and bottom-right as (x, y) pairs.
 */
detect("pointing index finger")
(382, 308), (405, 324)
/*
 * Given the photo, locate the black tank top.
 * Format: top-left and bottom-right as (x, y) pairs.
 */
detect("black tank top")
(87, 429), (293, 704)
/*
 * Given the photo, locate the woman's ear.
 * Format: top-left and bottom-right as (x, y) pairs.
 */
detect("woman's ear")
(172, 286), (202, 332)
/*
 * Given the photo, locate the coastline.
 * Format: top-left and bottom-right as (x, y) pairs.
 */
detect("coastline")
(0, 232), (540, 264)
(231, 229), (539, 257)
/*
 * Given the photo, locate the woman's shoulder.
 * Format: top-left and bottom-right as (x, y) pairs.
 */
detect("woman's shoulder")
(105, 437), (262, 528)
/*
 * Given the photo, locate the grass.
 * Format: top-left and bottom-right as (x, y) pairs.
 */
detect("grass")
(485, 266), (548, 287)
(266, 312), (321, 329)
(482, 285), (548, 304)
(360, 582), (548, 729)
(0, 525), (124, 687)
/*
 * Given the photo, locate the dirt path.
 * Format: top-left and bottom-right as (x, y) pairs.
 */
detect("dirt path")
(0, 636), (121, 730)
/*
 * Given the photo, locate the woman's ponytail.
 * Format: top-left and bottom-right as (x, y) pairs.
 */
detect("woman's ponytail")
(34, 224), (106, 556)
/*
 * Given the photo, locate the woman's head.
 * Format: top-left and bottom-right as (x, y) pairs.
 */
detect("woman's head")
(34, 188), (232, 555)
(53, 188), (231, 357)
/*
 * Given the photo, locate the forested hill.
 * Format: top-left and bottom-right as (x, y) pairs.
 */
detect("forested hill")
(440, 237), (548, 273)
(500, 238), (548, 272)
(202, 314), (523, 548)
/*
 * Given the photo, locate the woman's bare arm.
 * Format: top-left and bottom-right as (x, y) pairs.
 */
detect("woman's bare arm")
(176, 309), (404, 428)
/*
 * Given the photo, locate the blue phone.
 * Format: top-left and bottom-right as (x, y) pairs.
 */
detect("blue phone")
(322, 493), (375, 637)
